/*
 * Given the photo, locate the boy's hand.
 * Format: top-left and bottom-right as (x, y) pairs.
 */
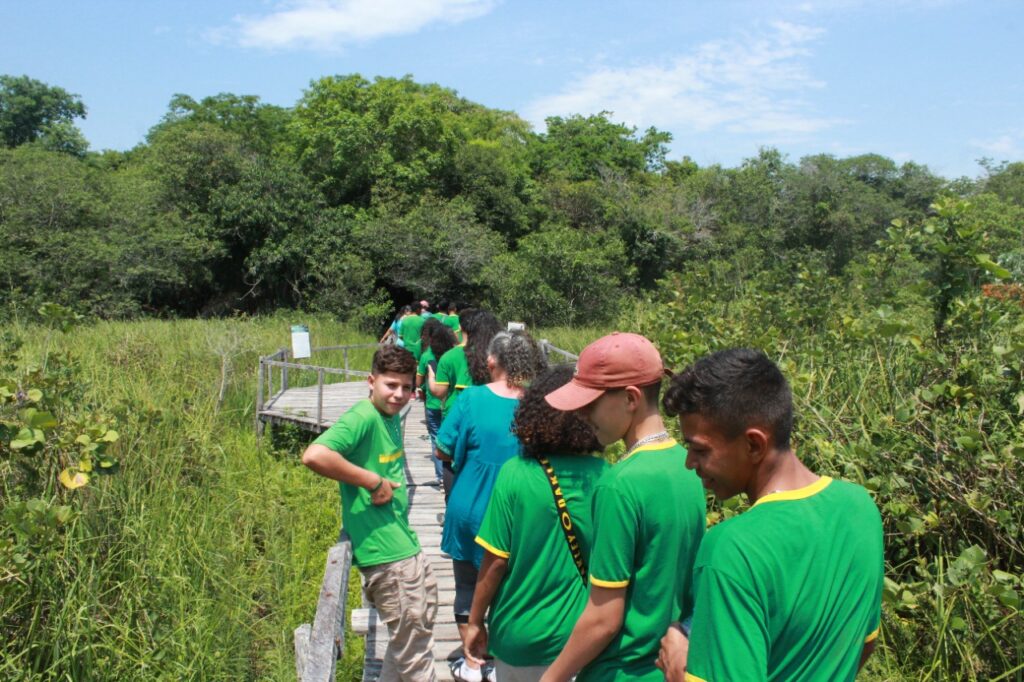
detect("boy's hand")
(657, 623), (689, 681)
(370, 478), (401, 505)
(464, 622), (488, 662)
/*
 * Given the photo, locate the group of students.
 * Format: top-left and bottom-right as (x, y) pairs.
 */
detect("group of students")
(303, 307), (885, 682)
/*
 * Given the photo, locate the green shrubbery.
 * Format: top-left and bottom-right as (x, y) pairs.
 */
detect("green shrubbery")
(638, 199), (1023, 680)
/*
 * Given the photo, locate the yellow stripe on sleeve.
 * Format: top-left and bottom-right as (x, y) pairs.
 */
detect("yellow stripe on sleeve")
(865, 627), (879, 643)
(685, 674), (708, 682)
(589, 575), (630, 588)
(475, 537), (510, 559)
(434, 381), (450, 386)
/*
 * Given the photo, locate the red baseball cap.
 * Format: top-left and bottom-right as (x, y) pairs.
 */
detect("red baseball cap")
(545, 332), (665, 411)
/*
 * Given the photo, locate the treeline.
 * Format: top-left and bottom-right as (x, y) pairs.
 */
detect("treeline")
(2, 73), (1023, 328)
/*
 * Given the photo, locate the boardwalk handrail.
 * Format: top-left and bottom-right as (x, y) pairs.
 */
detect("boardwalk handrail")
(256, 343), (381, 434)
(294, 532), (354, 682)
(257, 338), (577, 434)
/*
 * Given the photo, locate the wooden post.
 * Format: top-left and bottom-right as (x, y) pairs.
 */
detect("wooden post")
(256, 357), (265, 436)
(316, 369), (324, 428)
(294, 623), (311, 680)
(343, 348), (349, 380)
(301, 537), (353, 682)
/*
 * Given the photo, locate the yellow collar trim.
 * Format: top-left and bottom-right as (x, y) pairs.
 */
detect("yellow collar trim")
(753, 476), (832, 507)
(623, 438), (677, 460)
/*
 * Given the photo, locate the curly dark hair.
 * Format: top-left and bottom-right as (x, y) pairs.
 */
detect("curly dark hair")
(372, 345), (417, 378)
(461, 308), (502, 385)
(513, 365), (602, 459)
(420, 318), (457, 360)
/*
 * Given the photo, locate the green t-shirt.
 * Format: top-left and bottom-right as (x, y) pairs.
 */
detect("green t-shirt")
(685, 477), (884, 682)
(399, 314), (425, 360)
(435, 345), (472, 418)
(579, 440), (706, 682)
(312, 399), (420, 568)
(417, 348), (442, 411)
(443, 313), (462, 341)
(476, 454), (609, 666)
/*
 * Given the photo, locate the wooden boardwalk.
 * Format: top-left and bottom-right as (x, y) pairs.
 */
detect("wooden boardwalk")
(260, 381), (371, 432)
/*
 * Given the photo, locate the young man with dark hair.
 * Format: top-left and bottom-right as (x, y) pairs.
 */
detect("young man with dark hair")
(657, 348), (883, 682)
(301, 345), (438, 681)
(400, 301), (426, 361)
(540, 332), (706, 682)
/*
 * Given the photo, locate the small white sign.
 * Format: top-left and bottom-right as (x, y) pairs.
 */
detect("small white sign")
(507, 321), (526, 332)
(291, 325), (311, 359)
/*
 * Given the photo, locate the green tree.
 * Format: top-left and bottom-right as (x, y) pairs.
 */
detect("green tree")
(532, 113), (671, 182)
(0, 75), (87, 153)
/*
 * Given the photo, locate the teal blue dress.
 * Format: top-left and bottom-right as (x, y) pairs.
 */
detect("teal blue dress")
(437, 385), (521, 567)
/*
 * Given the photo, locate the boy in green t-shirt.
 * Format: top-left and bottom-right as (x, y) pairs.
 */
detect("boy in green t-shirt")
(301, 345), (438, 682)
(399, 301), (426, 361)
(656, 348), (884, 682)
(541, 333), (706, 682)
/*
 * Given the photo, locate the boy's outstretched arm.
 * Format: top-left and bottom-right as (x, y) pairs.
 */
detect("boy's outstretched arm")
(539, 585), (625, 682)
(301, 444), (400, 505)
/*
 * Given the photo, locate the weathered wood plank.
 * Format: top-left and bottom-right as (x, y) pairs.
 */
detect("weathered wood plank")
(303, 537), (353, 682)
(294, 623), (311, 680)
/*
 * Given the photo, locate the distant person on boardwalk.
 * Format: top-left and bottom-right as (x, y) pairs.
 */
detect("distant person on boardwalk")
(380, 305), (412, 347)
(443, 300), (463, 342)
(656, 348), (884, 682)
(418, 318), (458, 487)
(466, 364), (609, 682)
(540, 333), (706, 682)
(300, 345), (437, 682)
(399, 301), (427, 360)
(432, 308), (503, 497)
(436, 330), (548, 682)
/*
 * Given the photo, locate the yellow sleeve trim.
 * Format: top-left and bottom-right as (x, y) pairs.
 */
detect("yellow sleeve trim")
(685, 674), (708, 682)
(752, 476), (833, 507)
(454, 384), (469, 389)
(434, 381), (450, 386)
(590, 575), (630, 588)
(865, 627), (879, 643)
(475, 537), (511, 559)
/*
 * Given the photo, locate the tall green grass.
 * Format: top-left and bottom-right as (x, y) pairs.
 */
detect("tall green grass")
(2, 314), (372, 680)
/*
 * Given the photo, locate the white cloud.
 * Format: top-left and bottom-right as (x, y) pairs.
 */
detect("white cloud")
(213, 0), (497, 51)
(524, 22), (842, 141)
(971, 130), (1024, 161)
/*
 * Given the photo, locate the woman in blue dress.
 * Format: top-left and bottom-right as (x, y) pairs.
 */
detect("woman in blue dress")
(436, 329), (547, 681)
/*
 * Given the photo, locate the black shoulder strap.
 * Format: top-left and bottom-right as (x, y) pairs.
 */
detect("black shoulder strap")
(538, 456), (587, 583)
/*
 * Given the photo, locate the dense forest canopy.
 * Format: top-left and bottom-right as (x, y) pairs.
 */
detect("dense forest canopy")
(2, 72), (1022, 329)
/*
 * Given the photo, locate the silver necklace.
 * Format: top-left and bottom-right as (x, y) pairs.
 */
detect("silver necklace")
(624, 430), (670, 458)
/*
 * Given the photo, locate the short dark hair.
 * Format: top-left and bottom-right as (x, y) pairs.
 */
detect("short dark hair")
(372, 345), (417, 378)
(663, 348), (793, 448)
(514, 365), (602, 458)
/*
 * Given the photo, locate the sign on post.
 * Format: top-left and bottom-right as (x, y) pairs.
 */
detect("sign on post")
(291, 325), (311, 359)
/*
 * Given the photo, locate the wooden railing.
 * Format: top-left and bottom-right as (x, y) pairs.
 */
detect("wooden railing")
(294, 532), (354, 682)
(256, 343), (380, 433)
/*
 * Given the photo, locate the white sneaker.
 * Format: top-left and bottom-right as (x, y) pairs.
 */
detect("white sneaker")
(449, 657), (483, 682)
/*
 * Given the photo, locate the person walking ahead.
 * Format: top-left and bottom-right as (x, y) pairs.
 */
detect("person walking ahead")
(541, 333), (706, 682)
(467, 364), (609, 682)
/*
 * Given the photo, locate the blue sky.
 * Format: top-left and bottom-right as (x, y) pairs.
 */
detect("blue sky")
(3, 0), (1021, 178)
